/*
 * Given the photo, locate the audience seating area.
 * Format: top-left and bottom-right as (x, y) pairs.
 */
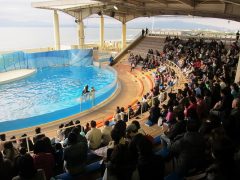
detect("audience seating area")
(0, 35), (240, 180)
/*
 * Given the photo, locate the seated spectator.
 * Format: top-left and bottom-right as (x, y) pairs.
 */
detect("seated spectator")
(56, 124), (64, 142)
(127, 124), (143, 163)
(194, 83), (202, 96)
(112, 120), (127, 139)
(160, 111), (186, 148)
(86, 120), (102, 149)
(63, 132), (88, 175)
(164, 106), (175, 125)
(230, 83), (240, 98)
(135, 134), (164, 180)
(120, 107), (128, 122)
(134, 101), (142, 117)
(146, 100), (160, 126)
(84, 123), (91, 135)
(19, 134), (34, 152)
(75, 120), (84, 134)
(63, 123), (71, 140)
(54, 143), (64, 174)
(223, 98), (240, 145)
(210, 87), (233, 120)
(169, 120), (206, 177)
(33, 127), (45, 144)
(196, 94), (208, 120)
(0, 151), (13, 180)
(63, 127), (88, 148)
(132, 120), (146, 135)
(160, 104), (168, 119)
(12, 154), (46, 180)
(0, 133), (6, 152)
(10, 136), (19, 150)
(42, 137), (55, 155)
(184, 96), (198, 120)
(141, 100), (150, 114)
(113, 107), (121, 121)
(33, 140), (55, 180)
(104, 128), (136, 180)
(128, 105), (134, 119)
(3, 141), (19, 165)
(101, 121), (112, 146)
(205, 136), (239, 180)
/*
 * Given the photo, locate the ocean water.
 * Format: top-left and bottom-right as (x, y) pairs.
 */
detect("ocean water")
(0, 27), (141, 51)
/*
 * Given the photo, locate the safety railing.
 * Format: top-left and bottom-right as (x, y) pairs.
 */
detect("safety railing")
(147, 30), (237, 45)
(0, 58), (187, 153)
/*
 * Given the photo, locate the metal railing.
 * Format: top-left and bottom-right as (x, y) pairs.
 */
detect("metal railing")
(148, 30), (237, 45)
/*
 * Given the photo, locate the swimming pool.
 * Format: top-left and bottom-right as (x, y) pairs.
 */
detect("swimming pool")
(0, 50), (117, 132)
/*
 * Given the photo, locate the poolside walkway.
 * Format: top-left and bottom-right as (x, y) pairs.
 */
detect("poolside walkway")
(0, 69), (36, 84)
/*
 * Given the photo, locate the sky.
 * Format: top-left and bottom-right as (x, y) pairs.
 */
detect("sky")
(0, 0), (240, 32)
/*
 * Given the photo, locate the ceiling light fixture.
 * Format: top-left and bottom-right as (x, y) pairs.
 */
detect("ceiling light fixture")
(113, 5), (118, 10)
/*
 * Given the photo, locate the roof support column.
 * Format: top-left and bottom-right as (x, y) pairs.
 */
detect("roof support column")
(100, 15), (104, 49)
(53, 10), (60, 50)
(77, 19), (85, 49)
(235, 55), (240, 83)
(121, 16), (127, 49)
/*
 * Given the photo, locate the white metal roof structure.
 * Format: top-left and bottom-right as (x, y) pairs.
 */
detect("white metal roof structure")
(32, 0), (240, 22)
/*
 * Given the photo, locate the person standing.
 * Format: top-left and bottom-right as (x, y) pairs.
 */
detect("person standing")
(82, 85), (89, 95)
(109, 55), (114, 66)
(146, 27), (149, 35)
(142, 29), (145, 37)
(236, 30), (239, 41)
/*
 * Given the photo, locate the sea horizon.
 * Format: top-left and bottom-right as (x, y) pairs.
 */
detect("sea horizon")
(0, 27), (142, 52)
(0, 25), (236, 52)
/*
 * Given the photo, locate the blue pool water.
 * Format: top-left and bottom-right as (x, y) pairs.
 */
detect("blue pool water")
(0, 66), (117, 132)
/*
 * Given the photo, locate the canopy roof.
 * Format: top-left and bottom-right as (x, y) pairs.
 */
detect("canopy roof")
(32, 0), (240, 22)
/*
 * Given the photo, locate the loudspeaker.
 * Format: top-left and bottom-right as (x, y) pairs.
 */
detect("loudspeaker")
(75, 19), (79, 23)
(110, 11), (115, 17)
(97, 11), (102, 16)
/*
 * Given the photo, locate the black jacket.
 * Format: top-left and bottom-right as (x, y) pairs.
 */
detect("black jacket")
(170, 131), (205, 175)
(148, 106), (160, 124)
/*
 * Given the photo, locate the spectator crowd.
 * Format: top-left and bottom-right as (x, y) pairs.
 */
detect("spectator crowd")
(0, 35), (240, 180)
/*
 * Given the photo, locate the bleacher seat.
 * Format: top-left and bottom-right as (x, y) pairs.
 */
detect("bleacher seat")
(54, 160), (102, 180)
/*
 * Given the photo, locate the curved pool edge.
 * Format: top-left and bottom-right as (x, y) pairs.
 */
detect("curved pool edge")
(1, 65), (120, 134)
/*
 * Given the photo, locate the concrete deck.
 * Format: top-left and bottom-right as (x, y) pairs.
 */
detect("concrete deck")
(0, 69), (36, 85)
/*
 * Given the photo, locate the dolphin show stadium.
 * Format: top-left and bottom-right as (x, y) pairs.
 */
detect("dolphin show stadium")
(0, 0), (240, 180)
